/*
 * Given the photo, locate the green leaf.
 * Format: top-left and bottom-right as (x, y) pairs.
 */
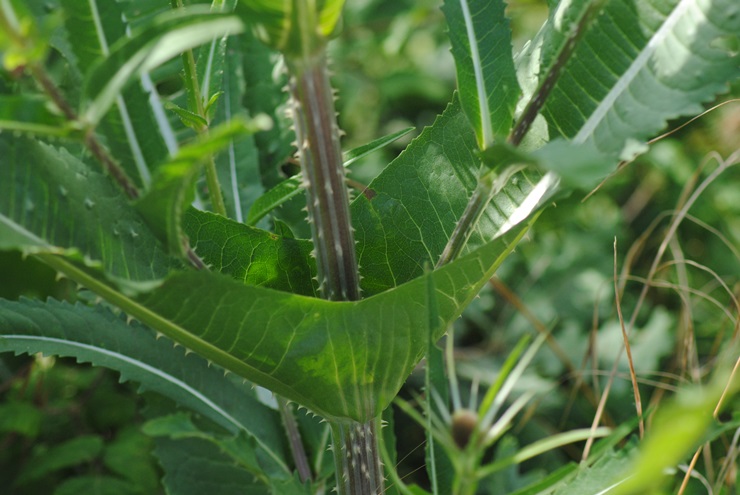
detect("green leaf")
(183, 209), (317, 296)
(135, 118), (264, 259)
(0, 135), (180, 281)
(614, 368), (740, 495)
(152, 437), (272, 495)
(103, 428), (159, 495)
(16, 435), (104, 485)
(246, 127), (414, 226)
(144, 413), (265, 475)
(442, 0), (521, 148)
(82, 7), (244, 126)
(424, 272), (453, 495)
(542, 0), (740, 163)
(165, 101), (208, 129)
(0, 94), (70, 136)
(60, 0), (171, 187)
(240, 31), (294, 190)
(210, 36), (266, 222)
(352, 98), (544, 296)
(550, 446), (635, 495)
(129, 218), (529, 422)
(0, 401), (43, 438)
(0, 297), (291, 476)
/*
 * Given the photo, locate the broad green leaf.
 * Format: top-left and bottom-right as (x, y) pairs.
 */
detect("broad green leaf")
(246, 127), (415, 226)
(0, 135), (180, 281)
(60, 0), (171, 187)
(144, 413), (264, 475)
(0, 94), (70, 136)
(103, 428), (159, 495)
(0, 297), (290, 475)
(144, 412), (315, 493)
(153, 437), (272, 495)
(127, 218), (529, 422)
(135, 118), (265, 259)
(183, 209), (317, 296)
(0, 401), (43, 438)
(352, 98), (543, 296)
(542, 0), (740, 163)
(82, 7), (244, 126)
(550, 446), (635, 495)
(442, 0), (521, 148)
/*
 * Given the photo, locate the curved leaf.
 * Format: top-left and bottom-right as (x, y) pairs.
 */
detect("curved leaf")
(82, 8), (244, 125)
(125, 218), (531, 422)
(541, 0), (739, 174)
(0, 135), (180, 281)
(0, 297), (291, 476)
(183, 209), (317, 296)
(61, 0), (171, 186)
(352, 98), (542, 295)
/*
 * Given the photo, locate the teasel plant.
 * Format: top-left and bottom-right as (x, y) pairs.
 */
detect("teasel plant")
(236, 1), (381, 493)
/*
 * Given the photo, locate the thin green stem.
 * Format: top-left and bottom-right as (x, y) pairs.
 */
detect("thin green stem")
(170, 0), (228, 218)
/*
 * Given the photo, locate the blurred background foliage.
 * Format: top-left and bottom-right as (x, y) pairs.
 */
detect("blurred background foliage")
(1, 0), (738, 493)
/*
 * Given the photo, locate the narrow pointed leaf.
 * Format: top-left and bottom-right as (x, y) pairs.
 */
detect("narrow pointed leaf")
(0, 135), (180, 281)
(211, 36), (265, 222)
(135, 118), (264, 258)
(0, 297), (290, 476)
(442, 0), (521, 148)
(61, 0), (170, 186)
(82, 8), (244, 126)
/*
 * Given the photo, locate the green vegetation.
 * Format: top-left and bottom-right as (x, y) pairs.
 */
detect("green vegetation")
(1, 0), (738, 494)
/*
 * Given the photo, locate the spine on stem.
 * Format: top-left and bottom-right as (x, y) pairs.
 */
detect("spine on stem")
(288, 54), (361, 302)
(288, 51), (383, 493)
(332, 420), (384, 495)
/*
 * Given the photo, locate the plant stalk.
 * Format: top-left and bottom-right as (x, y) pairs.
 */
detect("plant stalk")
(171, 0), (227, 218)
(288, 54), (361, 302)
(331, 420), (385, 495)
(287, 47), (383, 493)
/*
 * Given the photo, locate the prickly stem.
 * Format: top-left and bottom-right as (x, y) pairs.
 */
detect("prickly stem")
(288, 54), (361, 302)
(331, 420), (385, 495)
